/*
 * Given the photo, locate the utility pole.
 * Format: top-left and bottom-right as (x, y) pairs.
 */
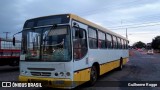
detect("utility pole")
(121, 20), (128, 39)
(120, 20), (128, 39)
(126, 28), (128, 39)
(3, 32), (10, 40)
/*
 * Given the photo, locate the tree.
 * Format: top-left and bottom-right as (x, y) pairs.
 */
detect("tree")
(133, 41), (146, 48)
(151, 36), (160, 50)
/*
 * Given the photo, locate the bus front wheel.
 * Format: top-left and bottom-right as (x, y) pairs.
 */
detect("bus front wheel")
(89, 66), (98, 86)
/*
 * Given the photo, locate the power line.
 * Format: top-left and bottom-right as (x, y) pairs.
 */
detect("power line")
(121, 32), (159, 35)
(110, 23), (160, 30)
(108, 22), (160, 28)
(79, 0), (141, 16)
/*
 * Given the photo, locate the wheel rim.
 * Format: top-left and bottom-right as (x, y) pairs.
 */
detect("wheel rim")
(91, 67), (97, 83)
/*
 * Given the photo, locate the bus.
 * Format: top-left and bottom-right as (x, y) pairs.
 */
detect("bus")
(0, 37), (21, 66)
(18, 14), (129, 88)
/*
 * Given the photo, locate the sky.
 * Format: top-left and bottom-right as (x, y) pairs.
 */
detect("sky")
(0, 0), (160, 45)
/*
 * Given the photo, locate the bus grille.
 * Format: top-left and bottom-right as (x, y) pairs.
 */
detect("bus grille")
(31, 72), (51, 76)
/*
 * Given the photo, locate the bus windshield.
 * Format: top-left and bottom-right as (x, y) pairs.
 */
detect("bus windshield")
(22, 26), (71, 62)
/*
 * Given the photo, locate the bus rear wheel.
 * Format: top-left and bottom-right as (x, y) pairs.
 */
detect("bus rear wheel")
(118, 58), (123, 70)
(89, 66), (98, 86)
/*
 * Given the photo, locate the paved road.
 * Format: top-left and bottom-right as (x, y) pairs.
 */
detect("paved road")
(0, 50), (160, 90)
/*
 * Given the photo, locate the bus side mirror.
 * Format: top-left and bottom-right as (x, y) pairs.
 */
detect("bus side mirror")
(13, 37), (15, 46)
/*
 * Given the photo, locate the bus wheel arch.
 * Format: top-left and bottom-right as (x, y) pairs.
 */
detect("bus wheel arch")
(89, 62), (100, 86)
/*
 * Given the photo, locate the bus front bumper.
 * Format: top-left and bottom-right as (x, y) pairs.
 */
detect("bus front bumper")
(19, 75), (73, 89)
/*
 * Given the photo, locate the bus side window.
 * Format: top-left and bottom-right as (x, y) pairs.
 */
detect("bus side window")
(117, 38), (122, 49)
(119, 38), (122, 49)
(121, 39), (124, 49)
(98, 31), (106, 48)
(73, 28), (87, 60)
(126, 40), (128, 49)
(88, 27), (98, 49)
(123, 40), (126, 49)
(112, 36), (117, 49)
(106, 33), (112, 49)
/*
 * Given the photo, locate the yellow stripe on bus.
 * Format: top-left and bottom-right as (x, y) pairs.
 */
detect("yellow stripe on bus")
(100, 57), (128, 75)
(100, 60), (119, 75)
(73, 68), (90, 86)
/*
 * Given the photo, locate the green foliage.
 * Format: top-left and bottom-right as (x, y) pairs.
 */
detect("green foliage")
(151, 36), (160, 50)
(133, 41), (146, 48)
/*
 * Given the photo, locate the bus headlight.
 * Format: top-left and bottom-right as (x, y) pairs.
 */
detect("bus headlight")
(60, 72), (64, 76)
(66, 72), (70, 76)
(21, 70), (28, 75)
(55, 72), (59, 76)
(21, 70), (25, 74)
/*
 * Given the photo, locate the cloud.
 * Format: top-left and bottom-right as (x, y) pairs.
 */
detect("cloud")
(116, 2), (160, 14)
(0, 0), (160, 45)
(0, 0), (21, 37)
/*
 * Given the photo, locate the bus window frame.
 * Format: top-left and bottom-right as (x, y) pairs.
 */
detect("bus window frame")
(98, 30), (106, 49)
(73, 27), (88, 61)
(106, 33), (113, 49)
(112, 35), (118, 49)
(88, 27), (98, 49)
(117, 37), (122, 49)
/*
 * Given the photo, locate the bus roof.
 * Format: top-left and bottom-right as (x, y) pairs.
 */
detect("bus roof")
(26, 13), (128, 40)
(69, 14), (128, 40)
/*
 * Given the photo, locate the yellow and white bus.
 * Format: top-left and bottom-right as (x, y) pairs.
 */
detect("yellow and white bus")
(18, 14), (129, 88)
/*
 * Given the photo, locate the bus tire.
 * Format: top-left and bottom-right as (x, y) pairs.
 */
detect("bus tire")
(10, 60), (19, 66)
(89, 65), (98, 86)
(118, 58), (123, 70)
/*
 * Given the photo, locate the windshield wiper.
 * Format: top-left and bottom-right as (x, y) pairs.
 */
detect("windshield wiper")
(42, 24), (58, 51)
(43, 24), (57, 45)
(41, 39), (64, 47)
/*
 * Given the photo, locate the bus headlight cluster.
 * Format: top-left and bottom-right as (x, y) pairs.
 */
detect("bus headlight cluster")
(21, 70), (28, 75)
(54, 72), (70, 77)
(66, 72), (70, 76)
(60, 72), (64, 76)
(55, 72), (59, 76)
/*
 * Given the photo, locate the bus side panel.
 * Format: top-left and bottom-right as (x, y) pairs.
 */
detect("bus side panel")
(100, 60), (120, 75)
(73, 68), (90, 86)
(88, 49), (129, 76)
